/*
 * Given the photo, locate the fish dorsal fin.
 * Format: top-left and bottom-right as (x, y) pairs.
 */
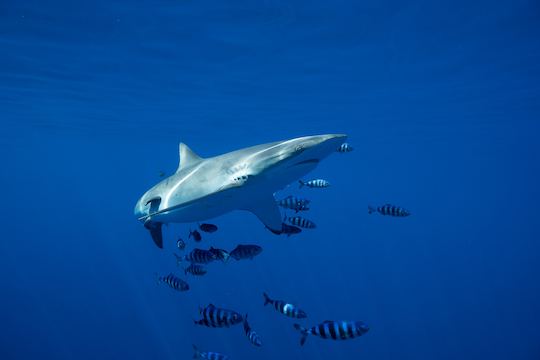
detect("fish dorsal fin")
(178, 142), (203, 172)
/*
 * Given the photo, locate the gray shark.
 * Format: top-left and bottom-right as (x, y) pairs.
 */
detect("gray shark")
(134, 134), (346, 248)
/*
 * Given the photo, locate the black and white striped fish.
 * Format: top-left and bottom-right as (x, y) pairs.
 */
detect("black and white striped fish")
(209, 247), (231, 262)
(175, 249), (216, 265)
(293, 320), (369, 346)
(281, 223), (302, 236)
(230, 244), (262, 260)
(193, 345), (229, 360)
(285, 216), (316, 229)
(337, 143), (353, 152)
(185, 263), (207, 276)
(368, 204), (410, 217)
(243, 314), (262, 347)
(299, 179), (330, 188)
(277, 196), (311, 213)
(194, 304), (243, 328)
(263, 292), (307, 319)
(156, 273), (189, 292)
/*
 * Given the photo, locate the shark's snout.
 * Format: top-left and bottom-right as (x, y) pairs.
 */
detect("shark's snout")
(134, 197), (149, 221)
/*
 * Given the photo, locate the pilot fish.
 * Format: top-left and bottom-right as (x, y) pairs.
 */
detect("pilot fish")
(285, 216), (316, 229)
(277, 196), (311, 213)
(194, 304), (243, 328)
(230, 244), (262, 260)
(175, 249), (216, 265)
(263, 292), (307, 319)
(199, 223), (218, 233)
(192, 345), (229, 360)
(337, 143), (353, 152)
(281, 223), (302, 236)
(294, 320), (369, 346)
(243, 314), (262, 347)
(299, 179), (330, 188)
(156, 273), (189, 292)
(209, 247), (230, 262)
(185, 263), (207, 276)
(368, 204), (410, 217)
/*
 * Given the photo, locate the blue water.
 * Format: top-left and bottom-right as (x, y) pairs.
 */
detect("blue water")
(1, 0), (539, 359)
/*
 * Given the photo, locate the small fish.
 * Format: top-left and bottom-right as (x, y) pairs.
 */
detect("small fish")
(281, 223), (302, 236)
(299, 179), (330, 188)
(194, 304), (243, 328)
(285, 216), (316, 229)
(337, 143), (353, 152)
(175, 249), (216, 265)
(189, 229), (202, 242)
(243, 314), (262, 347)
(199, 223), (218, 233)
(263, 292), (307, 319)
(176, 238), (186, 250)
(209, 247), (230, 262)
(368, 204), (410, 217)
(230, 244), (262, 261)
(156, 273), (189, 292)
(185, 263), (207, 276)
(193, 344), (229, 360)
(277, 196), (311, 213)
(293, 320), (369, 346)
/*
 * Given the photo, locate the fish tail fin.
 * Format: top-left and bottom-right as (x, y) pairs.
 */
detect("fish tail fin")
(154, 273), (161, 285)
(298, 180), (304, 188)
(368, 205), (376, 214)
(174, 253), (182, 266)
(184, 267), (188, 275)
(263, 292), (272, 306)
(293, 324), (309, 346)
(192, 344), (200, 358)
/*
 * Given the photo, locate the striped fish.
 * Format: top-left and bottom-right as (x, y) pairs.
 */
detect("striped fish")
(194, 304), (243, 328)
(230, 244), (262, 260)
(175, 249), (217, 265)
(184, 263), (207, 276)
(294, 320), (369, 345)
(337, 142), (353, 152)
(193, 345), (229, 360)
(285, 216), (316, 229)
(299, 179), (330, 188)
(243, 314), (262, 347)
(209, 247), (230, 262)
(368, 204), (410, 217)
(281, 223), (302, 236)
(263, 292), (307, 319)
(277, 196), (311, 213)
(156, 273), (189, 292)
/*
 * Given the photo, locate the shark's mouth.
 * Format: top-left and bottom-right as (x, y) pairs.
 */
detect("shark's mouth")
(291, 158), (320, 167)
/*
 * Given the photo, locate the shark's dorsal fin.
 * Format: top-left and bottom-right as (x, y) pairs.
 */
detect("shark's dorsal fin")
(178, 143), (203, 172)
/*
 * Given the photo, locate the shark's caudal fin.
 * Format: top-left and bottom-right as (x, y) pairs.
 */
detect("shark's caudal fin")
(144, 219), (163, 248)
(178, 143), (203, 172)
(293, 324), (309, 346)
(243, 194), (283, 234)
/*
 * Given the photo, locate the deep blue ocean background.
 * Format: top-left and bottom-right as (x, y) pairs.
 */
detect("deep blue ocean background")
(1, 0), (539, 359)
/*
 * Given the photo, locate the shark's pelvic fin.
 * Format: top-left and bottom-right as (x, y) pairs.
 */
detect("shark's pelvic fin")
(244, 194), (283, 234)
(178, 143), (203, 172)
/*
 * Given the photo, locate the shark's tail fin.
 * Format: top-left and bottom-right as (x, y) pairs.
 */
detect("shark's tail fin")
(298, 180), (305, 188)
(174, 253), (182, 266)
(192, 344), (201, 359)
(293, 324), (309, 346)
(263, 292), (272, 306)
(368, 205), (376, 214)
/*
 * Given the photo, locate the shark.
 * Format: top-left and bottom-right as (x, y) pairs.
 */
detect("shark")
(134, 134), (347, 248)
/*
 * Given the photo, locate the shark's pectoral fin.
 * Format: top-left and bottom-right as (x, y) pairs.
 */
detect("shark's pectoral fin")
(144, 219), (163, 248)
(243, 194), (283, 234)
